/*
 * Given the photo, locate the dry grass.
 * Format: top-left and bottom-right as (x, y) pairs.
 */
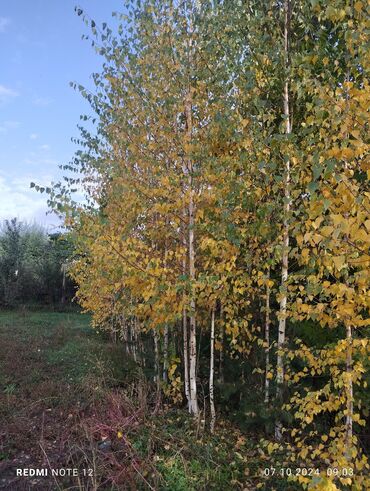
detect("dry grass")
(0, 311), (161, 490)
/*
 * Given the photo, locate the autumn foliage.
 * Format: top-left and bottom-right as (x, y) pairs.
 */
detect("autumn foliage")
(45, 1), (370, 488)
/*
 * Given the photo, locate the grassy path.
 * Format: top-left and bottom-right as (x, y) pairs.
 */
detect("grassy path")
(0, 311), (124, 490)
(0, 311), (280, 491)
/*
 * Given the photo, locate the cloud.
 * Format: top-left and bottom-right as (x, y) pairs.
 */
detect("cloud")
(0, 120), (21, 133)
(0, 174), (45, 219)
(0, 85), (19, 104)
(39, 144), (50, 151)
(30, 133), (39, 140)
(23, 157), (58, 167)
(32, 96), (52, 107)
(0, 17), (10, 33)
(0, 174), (60, 227)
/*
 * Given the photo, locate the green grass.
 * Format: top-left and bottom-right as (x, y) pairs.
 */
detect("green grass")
(0, 310), (130, 489)
(0, 310), (128, 379)
(0, 310), (294, 490)
(0, 310), (128, 387)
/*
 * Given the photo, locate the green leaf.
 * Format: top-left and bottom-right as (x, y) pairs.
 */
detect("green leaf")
(307, 181), (318, 194)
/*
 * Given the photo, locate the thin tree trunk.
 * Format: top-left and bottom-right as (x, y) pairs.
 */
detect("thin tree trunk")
(343, 52), (353, 457)
(188, 189), (198, 415)
(182, 204), (191, 410)
(179, 4), (198, 417)
(218, 305), (224, 384)
(163, 325), (169, 382)
(110, 308), (117, 344)
(185, 87), (198, 416)
(182, 245), (191, 412)
(264, 271), (271, 405)
(153, 330), (162, 412)
(210, 308), (216, 433)
(122, 314), (129, 354)
(345, 323), (353, 457)
(134, 318), (144, 368)
(138, 321), (146, 368)
(196, 323), (203, 379)
(154, 331), (160, 388)
(132, 317), (138, 363)
(127, 319), (132, 357)
(183, 307), (190, 410)
(162, 227), (169, 383)
(275, 0), (291, 441)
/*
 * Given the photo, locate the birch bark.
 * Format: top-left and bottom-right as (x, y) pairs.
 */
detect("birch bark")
(275, 0), (292, 441)
(210, 308), (216, 433)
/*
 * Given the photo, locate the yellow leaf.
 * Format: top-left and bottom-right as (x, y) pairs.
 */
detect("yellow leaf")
(332, 256), (346, 271)
(301, 248), (310, 262)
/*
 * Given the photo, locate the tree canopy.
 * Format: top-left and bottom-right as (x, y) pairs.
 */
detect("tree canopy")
(41, 1), (370, 488)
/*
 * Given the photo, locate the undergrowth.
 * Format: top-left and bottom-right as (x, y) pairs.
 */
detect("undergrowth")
(0, 311), (295, 490)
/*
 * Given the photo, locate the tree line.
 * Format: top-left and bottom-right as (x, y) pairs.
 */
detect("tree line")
(0, 218), (75, 308)
(42, 1), (369, 488)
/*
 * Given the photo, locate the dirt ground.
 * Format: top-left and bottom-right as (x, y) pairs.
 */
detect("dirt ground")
(0, 311), (104, 490)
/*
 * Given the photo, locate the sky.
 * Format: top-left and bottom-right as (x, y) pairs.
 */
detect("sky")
(0, 0), (123, 230)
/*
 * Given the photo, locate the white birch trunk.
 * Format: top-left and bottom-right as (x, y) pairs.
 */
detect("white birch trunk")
(183, 307), (190, 410)
(162, 229), (169, 383)
(275, 0), (291, 441)
(210, 308), (216, 433)
(264, 273), (271, 405)
(188, 191), (198, 415)
(182, 207), (191, 410)
(345, 323), (353, 457)
(184, 85), (198, 416)
(121, 314), (129, 354)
